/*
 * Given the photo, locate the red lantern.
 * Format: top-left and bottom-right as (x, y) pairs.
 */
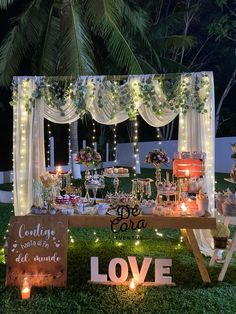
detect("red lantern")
(173, 159), (204, 178)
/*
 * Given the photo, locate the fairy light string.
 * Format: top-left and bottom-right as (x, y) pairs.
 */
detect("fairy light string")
(92, 120), (96, 149)
(133, 116), (139, 177)
(113, 124), (117, 164)
(47, 121), (52, 167)
(68, 123), (72, 173)
(156, 127), (162, 145)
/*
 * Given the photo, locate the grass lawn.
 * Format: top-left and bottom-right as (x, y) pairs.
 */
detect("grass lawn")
(0, 170), (236, 313)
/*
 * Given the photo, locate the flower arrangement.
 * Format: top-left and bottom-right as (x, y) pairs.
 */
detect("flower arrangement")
(75, 146), (102, 167)
(39, 172), (60, 208)
(144, 148), (169, 165)
(211, 222), (230, 249)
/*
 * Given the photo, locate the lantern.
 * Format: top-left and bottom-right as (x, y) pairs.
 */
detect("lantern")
(173, 159), (204, 178)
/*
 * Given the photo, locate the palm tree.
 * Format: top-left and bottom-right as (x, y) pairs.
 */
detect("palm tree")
(0, 0), (196, 150)
(0, 0), (155, 153)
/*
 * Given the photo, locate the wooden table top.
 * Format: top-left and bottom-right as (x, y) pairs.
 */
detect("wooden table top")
(68, 215), (216, 229)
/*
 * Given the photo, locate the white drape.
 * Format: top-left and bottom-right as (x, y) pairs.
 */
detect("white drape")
(44, 75), (178, 126)
(13, 72), (215, 256)
(178, 72), (215, 256)
(13, 78), (46, 215)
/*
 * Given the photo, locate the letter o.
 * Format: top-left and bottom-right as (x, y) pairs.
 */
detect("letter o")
(108, 258), (128, 283)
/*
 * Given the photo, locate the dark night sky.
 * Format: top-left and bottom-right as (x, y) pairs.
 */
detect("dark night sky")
(0, 1), (235, 171)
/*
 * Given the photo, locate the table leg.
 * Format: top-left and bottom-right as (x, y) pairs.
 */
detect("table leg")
(180, 229), (191, 250)
(185, 229), (211, 283)
(218, 232), (236, 282)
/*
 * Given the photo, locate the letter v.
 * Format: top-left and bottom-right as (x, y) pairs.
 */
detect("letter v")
(128, 256), (152, 284)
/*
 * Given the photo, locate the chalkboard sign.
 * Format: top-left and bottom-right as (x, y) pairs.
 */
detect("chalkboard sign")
(6, 216), (68, 287)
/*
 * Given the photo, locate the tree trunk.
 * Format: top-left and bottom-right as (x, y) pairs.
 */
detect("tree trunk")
(215, 67), (236, 134)
(70, 120), (79, 153)
(168, 120), (174, 140)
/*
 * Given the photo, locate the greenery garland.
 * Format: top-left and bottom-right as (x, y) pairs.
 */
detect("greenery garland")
(10, 74), (210, 118)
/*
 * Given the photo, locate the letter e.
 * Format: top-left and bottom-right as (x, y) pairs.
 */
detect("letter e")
(155, 258), (172, 285)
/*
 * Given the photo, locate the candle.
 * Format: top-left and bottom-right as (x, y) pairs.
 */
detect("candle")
(21, 276), (31, 300)
(185, 169), (190, 177)
(129, 278), (136, 291)
(21, 286), (31, 300)
(166, 172), (170, 183)
(56, 166), (62, 175)
(180, 202), (188, 215)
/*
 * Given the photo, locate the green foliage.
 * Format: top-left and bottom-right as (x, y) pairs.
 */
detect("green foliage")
(0, 0), (16, 9)
(59, 2), (95, 76)
(211, 222), (230, 238)
(0, 1), (49, 86)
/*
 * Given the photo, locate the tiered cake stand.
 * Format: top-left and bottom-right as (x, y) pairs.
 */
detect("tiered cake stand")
(104, 173), (129, 194)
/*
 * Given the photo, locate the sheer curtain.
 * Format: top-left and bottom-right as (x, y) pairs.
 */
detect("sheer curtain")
(13, 78), (45, 215)
(178, 72), (215, 256)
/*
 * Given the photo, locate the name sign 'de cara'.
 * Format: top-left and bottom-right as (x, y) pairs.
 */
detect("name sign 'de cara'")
(110, 205), (147, 233)
(91, 256), (173, 285)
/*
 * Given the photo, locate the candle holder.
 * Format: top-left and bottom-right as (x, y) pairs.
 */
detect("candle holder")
(131, 178), (153, 202)
(84, 165), (91, 202)
(104, 173), (129, 194)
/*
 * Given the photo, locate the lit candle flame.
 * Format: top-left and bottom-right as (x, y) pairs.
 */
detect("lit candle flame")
(56, 166), (62, 174)
(181, 202), (187, 212)
(129, 278), (136, 291)
(21, 287), (31, 300)
(21, 276), (31, 300)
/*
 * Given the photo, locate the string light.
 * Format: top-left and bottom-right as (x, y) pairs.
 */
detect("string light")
(156, 127), (162, 145)
(92, 120), (96, 148)
(113, 124), (117, 163)
(68, 123), (72, 173)
(69, 235), (74, 243)
(47, 121), (51, 167)
(133, 116), (139, 177)
(13, 78), (30, 214)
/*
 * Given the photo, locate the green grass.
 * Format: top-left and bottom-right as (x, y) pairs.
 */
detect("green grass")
(0, 172), (236, 313)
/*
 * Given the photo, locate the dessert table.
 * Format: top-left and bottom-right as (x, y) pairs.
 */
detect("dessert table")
(68, 215), (216, 283)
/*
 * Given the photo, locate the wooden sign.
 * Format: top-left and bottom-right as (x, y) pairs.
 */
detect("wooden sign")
(6, 215), (68, 287)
